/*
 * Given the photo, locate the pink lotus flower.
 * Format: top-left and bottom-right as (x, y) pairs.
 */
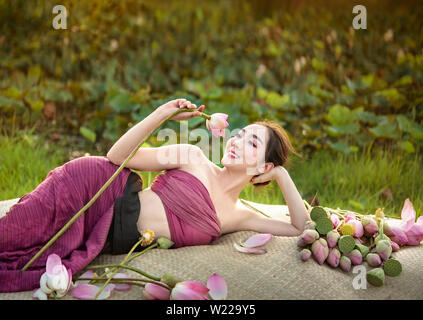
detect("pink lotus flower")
(170, 281), (210, 300)
(397, 199), (423, 246)
(346, 219), (364, 238)
(206, 113), (229, 138)
(144, 282), (171, 300)
(32, 253), (72, 300)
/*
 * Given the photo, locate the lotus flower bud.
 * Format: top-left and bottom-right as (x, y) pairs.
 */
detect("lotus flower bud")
(366, 253), (382, 267)
(301, 229), (320, 244)
(311, 238), (329, 265)
(340, 256), (352, 272)
(346, 220), (364, 238)
(390, 241), (400, 252)
(375, 239), (392, 261)
(326, 230), (340, 248)
(330, 214), (341, 228)
(327, 248), (341, 268)
(347, 249), (363, 265)
(297, 237), (306, 248)
(304, 220), (317, 230)
(300, 248), (312, 261)
(374, 231), (391, 245)
(362, 217), (378, 237)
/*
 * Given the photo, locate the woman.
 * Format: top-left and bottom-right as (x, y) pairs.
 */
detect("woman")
(0, 98), (309, 292)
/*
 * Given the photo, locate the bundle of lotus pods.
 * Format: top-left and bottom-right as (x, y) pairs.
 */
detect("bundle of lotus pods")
(298, 206), (403, 287)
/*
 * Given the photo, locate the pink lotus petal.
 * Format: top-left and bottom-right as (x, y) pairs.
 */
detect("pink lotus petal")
(233, 242), (267, 254)
(144, 282), (171, 300)
(112, 273), (131, 291)
(401, 198), (416, 228)
(242, 233), (272, 248)
(71, 283), (115, 300)
(330, 214), (340, 228)
(417, 216), (423, 225)
(32, 288), (48, 300)
(391, 226), (408, 245)
(207, 273), (227, 300)
(66, 268), (73, 292)
(182, 281), (209, 295)
(170, 281), (209, 300)
(46, 254), (63, 275)
(404, 223), (423, 246)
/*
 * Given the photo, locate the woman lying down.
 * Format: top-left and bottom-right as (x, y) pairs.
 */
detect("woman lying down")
(0, 98), (310, 292)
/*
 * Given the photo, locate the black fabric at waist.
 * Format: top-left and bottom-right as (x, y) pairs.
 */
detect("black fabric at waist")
(103, 171), (143, 255)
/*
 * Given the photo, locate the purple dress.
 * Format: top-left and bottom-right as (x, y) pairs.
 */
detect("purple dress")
(0, 156), (131, 292)
(0, 157), (222, 293)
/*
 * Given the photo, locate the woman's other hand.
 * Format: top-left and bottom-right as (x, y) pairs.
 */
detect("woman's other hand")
(250, 166), (284, 184)
(157, 98), (206, 121)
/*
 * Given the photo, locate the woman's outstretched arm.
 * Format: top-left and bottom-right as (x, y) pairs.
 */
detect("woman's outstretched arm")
(274, 166), (310, 232)
(240, 166), (310, 237)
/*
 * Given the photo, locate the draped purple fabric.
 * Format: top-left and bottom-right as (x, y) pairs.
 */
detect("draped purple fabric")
(0, 156), (131, 292)
(151, 169), (221, 248)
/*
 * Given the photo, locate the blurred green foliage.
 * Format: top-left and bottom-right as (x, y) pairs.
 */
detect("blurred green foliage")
(0, 0), (422, 156)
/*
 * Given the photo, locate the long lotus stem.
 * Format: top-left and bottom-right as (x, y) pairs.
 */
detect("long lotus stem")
(22, 108), (207, 271)
(93, 242), (159, 300)
(85, 264), (162, 283)
(239, 199), (271, 218)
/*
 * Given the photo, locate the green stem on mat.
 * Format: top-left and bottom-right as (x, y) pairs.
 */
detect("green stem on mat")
(239, 199), (271, 218)
(85, 264), (162, 282)
(21, 108), (208, 271)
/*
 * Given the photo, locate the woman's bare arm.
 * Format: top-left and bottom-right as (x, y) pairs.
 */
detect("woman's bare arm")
(274, 166), (310, 233)
(107, 106), (172, 164)
(240, 167), (310, 236)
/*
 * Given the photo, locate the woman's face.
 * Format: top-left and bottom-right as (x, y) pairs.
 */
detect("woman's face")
(221, 124), (269, 175)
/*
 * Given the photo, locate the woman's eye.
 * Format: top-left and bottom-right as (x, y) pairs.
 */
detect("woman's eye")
(249, 141), (257, 148)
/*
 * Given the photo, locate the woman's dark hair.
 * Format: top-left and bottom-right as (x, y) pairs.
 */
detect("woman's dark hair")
(251, 119), (301, 188)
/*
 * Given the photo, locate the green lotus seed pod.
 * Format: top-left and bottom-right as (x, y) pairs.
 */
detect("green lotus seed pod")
(310, 206), (329, 222)
(383, 258), (402, 277)
(315, 217), (334, 235)
(338, 235), (356, 254)
(157, 237), (175, 249)
(355, 243), (370, 258)
(366, 268), (385, 287)
(160, 274), (181, 288)
(305, 220), (317, 230)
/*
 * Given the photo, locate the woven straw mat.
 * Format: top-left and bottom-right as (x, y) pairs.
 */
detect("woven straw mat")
(0, 198), (422, 300)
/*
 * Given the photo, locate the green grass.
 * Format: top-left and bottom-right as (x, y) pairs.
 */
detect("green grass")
(0, 133), (67, 200)
(1, 134), (421, 219)
(243, 148), (422, 218)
